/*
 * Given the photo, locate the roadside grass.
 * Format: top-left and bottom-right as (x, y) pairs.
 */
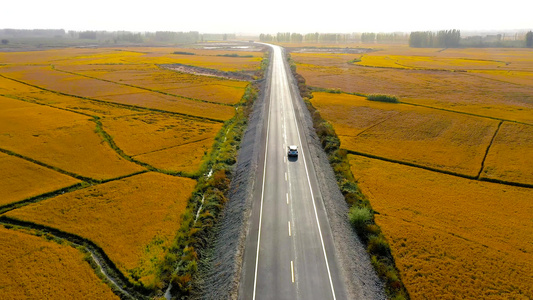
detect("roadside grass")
(160, 81), (261, 297)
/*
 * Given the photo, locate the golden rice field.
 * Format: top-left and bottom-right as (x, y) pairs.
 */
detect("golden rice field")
(292, 46), (533, 124)
(350, 155), (533, 299)
(0, 152), (80, 207)
(0, 76), (143, 118)
(0, 226), (119, 300)
(6, 172), (196, 288)
(102, 113), (222, 174)
(311, 92), (506, 179)
(298, 44), (533, 299)
(1, 65), (235, 121)
(57, 64), (249, 105)
(134, 137), (216, 174)
(0, 45), (263, 297)
(0, 47), (262, 72)
(0, 96), (145, 180)
(481, 122), (533, 185)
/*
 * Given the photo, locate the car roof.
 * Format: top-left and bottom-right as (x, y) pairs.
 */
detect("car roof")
(289, 145), (298, 150)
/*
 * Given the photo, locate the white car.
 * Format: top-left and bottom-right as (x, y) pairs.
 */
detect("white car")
(288, 145), (298, 157)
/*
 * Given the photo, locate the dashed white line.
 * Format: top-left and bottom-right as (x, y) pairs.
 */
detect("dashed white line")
(285, 172), (287, 181)
(288, 221), (292, 236)
(286, 193), (289, 204)
(291, 261), (295, 283)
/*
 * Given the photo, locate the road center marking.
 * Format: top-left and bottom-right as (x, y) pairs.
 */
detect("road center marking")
(286, 193), (289, 204)
(288, 221), (292, 236)
(291, 260), (295, 283)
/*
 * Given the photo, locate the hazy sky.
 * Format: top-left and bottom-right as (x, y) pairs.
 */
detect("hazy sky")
(3, 0), (532, 34)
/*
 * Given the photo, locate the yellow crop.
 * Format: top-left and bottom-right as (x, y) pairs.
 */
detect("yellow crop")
(350, 155), (533, 299)
(102, 113), (222, 174)
(311, 92), (500, 177)
(291, 47), (533, 123)
(6, 172), (197, 287)
(0, 96), (145, 180)
(0, 152), (80, 206)
(481, 122), (533, 185)
(0, 227), (119, 299)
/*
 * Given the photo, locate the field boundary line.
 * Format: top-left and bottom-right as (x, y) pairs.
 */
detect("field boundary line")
(132, 137), (211, 157)
(399, 100), (533, 126)
(353, 111), (401, 138)
(92, 119), (199, 179)
(0, 93), (98, 118)
(477, 121), (503, 179)
(347, 150), (533, 189)
(0, 183), (87, 215)
(0, 74), (226, 123)
(0, 147), (96, 183)
(52, 65), (236, 107)
(307, 87), (533, 127)
(0, 170), (149, 215)
(1, 94), (198, 179)
(0, 216), (148, 299)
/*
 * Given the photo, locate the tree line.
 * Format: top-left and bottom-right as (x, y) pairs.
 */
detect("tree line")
(409, 30), (461, 48)
(409, 30), (533, 48)
(259, 32), (408, 43)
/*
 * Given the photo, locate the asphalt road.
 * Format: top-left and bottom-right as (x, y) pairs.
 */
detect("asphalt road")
(239, 44), (348, 300)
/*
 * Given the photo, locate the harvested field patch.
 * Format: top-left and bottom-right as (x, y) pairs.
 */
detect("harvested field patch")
(0, 97), (144, 180)
(0, 153), (80, 207)
(6, 172), (196, 288)
(0, 226), (119, 299)
(311, 92), (499, 177)
(350, 155), (533, 299)
(482, 122), (533, 185)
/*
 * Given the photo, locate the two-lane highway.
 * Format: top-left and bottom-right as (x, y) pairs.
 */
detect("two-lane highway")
(239, 44), (347, 300)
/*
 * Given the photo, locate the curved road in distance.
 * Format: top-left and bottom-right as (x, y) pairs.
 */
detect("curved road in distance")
(239, 44), (348, 300)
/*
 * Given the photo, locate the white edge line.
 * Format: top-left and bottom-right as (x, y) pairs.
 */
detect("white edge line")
(287, 56), (337, 299)
(252, 61), (274, 300)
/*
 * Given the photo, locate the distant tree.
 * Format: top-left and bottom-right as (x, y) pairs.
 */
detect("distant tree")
(361, 32), (376, 43)
(526, 31), (533, 47)
(1, 39), (8, 45)
(223, 34), (227, 41)
(290, 33), (303, 43)
(79, 31), (97, 39)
